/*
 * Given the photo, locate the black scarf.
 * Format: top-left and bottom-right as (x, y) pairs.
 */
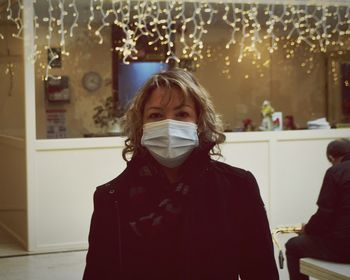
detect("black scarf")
(126, 145), (212, 239)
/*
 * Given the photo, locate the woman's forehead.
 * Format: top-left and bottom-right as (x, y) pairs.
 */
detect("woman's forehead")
(145, 87), (193, 107)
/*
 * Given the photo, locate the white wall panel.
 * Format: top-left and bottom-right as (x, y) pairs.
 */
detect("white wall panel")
(270, 139), (331, 228)
(221, 140), (270, 212)
(34, 146), (125, 250)
(26, 129), (350, 279)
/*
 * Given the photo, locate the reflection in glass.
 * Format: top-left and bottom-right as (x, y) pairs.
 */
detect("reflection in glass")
(1, 1), (350, 138)
(118, 62), (168, 110)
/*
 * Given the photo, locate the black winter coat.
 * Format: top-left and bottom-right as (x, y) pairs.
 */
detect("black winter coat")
(304, 152), (350, 251)
(83, 149), (279, 280)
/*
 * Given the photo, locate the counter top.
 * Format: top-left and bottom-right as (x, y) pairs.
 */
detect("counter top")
(300, 258), (350, 280)
(33, 128), (350, 151)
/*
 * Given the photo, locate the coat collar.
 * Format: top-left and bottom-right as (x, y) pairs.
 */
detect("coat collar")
(125, 143), (213, 186)
(342, 152), (350, 162)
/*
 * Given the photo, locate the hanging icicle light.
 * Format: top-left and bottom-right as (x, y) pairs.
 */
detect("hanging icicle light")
(1, 0), (350, 80)
(6, 0), (23, 39)
(69, 0), (79, 37)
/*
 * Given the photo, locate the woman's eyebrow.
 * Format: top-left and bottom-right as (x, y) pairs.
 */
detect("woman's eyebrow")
(174, 104), (194, 110)
(145, 106), (163, 111)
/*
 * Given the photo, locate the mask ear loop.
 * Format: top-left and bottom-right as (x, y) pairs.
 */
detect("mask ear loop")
(196, 126), (203, 149)
(196, 121), (202, 136)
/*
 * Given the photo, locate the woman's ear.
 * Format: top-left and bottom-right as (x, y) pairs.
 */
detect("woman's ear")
(328, 155), (342, 166)
(327, 154), (334, 162)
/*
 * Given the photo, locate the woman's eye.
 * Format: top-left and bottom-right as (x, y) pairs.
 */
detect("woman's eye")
(176, 111), (190, 118)
(148, 112), (162, 119)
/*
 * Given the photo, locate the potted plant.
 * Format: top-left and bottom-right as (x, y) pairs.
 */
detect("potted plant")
(93, 96), (124, 133)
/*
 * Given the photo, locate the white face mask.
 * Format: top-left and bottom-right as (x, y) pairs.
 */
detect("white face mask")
(141, 119), (199, 168)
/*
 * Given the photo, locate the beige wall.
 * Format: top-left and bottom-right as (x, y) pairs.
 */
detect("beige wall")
(0, 137), (27, 248)
(0, 24), (25, 138)
(33, 22), (349, 138)
(35, 25), (113, 139)
(0, 22), (27, 248)
(327, 49), (350, 125)
(190, 25), (327, 131)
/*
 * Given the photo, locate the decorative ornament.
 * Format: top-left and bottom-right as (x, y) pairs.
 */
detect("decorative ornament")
(259, 100), (275, 131)
(1, 1), (350, 81)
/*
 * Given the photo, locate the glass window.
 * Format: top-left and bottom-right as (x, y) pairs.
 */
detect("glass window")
(118, 62), (168, 110)
(0, 4), (25, 138)
(1, 1), (349, 139)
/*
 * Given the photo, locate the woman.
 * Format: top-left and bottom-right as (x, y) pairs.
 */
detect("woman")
(83, 69), (279, 279)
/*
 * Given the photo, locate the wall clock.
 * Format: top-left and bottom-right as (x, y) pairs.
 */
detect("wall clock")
(82, 71), (102, 92)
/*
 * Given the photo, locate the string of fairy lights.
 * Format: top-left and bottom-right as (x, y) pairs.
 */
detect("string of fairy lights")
(1, 0), (350, 81)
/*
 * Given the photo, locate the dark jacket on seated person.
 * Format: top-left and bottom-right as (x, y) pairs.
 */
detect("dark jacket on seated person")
(304, 152), (350, 250)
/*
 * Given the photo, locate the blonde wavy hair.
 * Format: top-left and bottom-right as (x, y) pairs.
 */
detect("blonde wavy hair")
(122, 68), (226, 161)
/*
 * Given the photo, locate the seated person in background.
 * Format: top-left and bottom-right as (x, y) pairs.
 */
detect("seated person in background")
(285, 138), (350, 280)
(83, 69), (279, 279)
